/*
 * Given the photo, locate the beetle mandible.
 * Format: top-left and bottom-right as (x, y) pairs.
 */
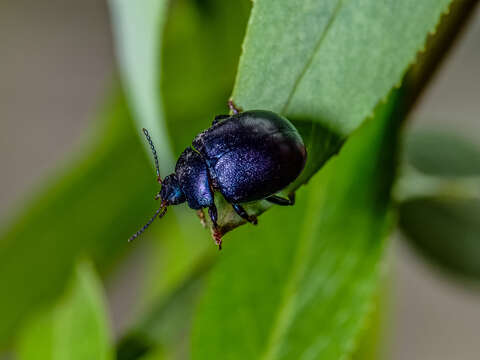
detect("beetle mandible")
(129, 101), (307, 249)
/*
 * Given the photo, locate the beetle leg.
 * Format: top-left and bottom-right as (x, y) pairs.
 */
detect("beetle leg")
(208, 204), (218, 228)
(266, 193), (295, 206)
(212, 227), (223, 250)
(228, 100), (242, 114)
(213, 114), (230, 126)
(232, 203), (258, 225)
(207, 205), (223, 250)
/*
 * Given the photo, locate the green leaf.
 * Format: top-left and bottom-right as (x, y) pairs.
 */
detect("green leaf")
(404, 129), (480, 178)
(16, 260), (114, 360)
(0, 91), (156, 346)
(399, 196), (480, 279)
(192, 91), (400, 359)
(109, 0), (174, 171)
(233, 0), (451, 136)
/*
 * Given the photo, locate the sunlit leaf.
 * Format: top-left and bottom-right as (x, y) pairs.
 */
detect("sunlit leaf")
(233, 0), (451, 136)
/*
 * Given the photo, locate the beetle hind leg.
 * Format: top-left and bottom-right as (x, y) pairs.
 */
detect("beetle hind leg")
(266, 193), (296, 206)
(232, 203), (258, 225)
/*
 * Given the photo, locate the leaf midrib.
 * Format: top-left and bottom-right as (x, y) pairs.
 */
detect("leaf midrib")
(282, 0), (345, 115)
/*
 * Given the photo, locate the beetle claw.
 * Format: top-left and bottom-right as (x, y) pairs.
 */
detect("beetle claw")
(212, 228), (223, 250)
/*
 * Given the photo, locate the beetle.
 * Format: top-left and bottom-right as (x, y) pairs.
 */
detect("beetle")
(129, 101), (307, 249)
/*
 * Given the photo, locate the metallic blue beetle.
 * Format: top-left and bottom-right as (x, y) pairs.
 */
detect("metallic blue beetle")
(129, 102), (307, 249)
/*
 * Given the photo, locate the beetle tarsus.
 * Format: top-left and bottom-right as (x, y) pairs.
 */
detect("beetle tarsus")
(232, 203), (257, 225)
(228, 100), (242, 115)
(212, 228), (223, 250)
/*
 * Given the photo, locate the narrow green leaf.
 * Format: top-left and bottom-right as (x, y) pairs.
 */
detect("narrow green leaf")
(405, 129), (480, 178)
(192, 92), (400, 359)
(136, 0), (252, 310)
(0, 92), (155, 346)
(16, 260), (113, 360)
(109, 0), (174, 171)
(399, 196), (480, 279)
(233, 0), (451, 136)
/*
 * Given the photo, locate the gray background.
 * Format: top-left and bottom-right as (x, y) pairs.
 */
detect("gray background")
(0, 1), (479, 358)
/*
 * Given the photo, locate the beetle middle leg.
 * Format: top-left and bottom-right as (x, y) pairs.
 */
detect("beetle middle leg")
(232, 203), (258, 225)
(266, 193), (295, 206)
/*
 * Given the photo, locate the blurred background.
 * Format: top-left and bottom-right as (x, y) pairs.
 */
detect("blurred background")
(0, 1), (479, 359)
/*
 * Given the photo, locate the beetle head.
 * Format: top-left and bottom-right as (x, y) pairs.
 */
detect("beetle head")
(159, 174), (186, 205)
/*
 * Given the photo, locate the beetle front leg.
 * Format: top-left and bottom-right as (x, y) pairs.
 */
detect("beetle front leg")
(207, 204), (223, 250)
(232, 203), (258, 225)
(208, 204), (218, 228)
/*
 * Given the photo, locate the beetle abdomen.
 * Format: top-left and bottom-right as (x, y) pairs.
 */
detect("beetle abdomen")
(214, 131), (305, 202)
(193, 110), (306, 203)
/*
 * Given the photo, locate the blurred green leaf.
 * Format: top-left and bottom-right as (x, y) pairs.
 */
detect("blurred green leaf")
(232, 0), (451, 136)
(109, 0), (174, 171)
(161, 0), (251, 154)
(404, 130), (480, 178)
(118, 255), (213, 360)
(0, 92), (156, 346)
(133, 0), (252, 319)
(192, 91), (400, 359)
(399, 196), (480, 279)
(16, 260), (113, 360)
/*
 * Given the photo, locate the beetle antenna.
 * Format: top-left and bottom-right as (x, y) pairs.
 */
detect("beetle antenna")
(128, 203), (167, 242)
(142, 128), (162, 184)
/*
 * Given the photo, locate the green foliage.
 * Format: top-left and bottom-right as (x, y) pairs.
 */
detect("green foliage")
(399, 129), (480, 280)
(405, 129), (480, 178)
(0, 93), (155, 346)
(0, 0), (461, 358)
(400, 197), (480, 279)
(16, 260), (113, 360)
